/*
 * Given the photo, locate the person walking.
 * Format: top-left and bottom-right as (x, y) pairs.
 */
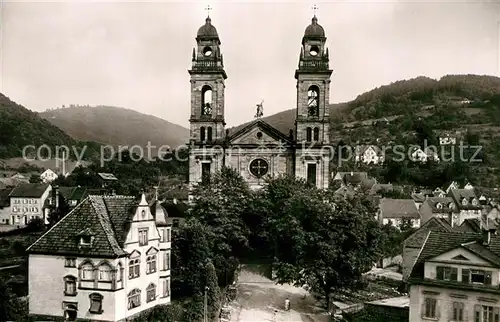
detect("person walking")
(285, 297), (290, 311)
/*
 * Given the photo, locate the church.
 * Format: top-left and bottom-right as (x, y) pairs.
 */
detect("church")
(188, 12), (333, 190)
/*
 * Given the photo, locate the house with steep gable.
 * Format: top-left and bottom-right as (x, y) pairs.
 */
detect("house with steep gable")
(408, 228), (500, 322)
(402, 217), (454, 282)
(40, 169), (59, 183)
(354, 145), (385, 165)
(419, 196), (459, 226)
(448, 188), (482, 225)
(26, 193), (172, 321)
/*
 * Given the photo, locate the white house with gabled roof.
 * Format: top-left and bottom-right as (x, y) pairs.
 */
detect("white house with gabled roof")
(27, 193), (172, 321)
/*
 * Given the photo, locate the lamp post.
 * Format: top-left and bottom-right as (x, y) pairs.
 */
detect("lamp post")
(204, 286), (209, 322)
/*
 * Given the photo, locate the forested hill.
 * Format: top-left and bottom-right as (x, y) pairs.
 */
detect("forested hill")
(0, 93), (77, 159)
(232, 74), (500, 134)
(40, 105), (189, 153)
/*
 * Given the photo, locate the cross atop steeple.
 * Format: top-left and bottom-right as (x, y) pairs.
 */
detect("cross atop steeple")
(205, 5), (212, 18)
(312, 4), (318, 17)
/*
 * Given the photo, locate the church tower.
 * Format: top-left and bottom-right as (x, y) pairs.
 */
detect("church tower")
(188, 14), (227, 187)
(294, 13), (333, 189)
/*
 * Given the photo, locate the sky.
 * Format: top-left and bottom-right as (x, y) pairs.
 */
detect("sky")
(1, 0), (499, 128)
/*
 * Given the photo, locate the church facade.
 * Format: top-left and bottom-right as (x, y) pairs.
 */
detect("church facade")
(188, 15), (333, 190)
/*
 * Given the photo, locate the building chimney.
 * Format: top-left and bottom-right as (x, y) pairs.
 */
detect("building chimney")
(55, 185), (59, 209)
(154, 186), (159, 202)
(483, 228), (492, 245)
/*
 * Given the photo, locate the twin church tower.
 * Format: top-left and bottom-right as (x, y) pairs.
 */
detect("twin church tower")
(188, 11), (333, 190)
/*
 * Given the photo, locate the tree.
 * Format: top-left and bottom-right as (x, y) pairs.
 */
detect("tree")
(259, 178), (385, 310)
(189, 167), (252, 285)
(205, 260), (221, 321)
(171, 218), (211, 298)
(0, 276), (27, 321)
(25, 217), (45, 233)
(29, 175), (41, 183)
(47, 194), (71, 227)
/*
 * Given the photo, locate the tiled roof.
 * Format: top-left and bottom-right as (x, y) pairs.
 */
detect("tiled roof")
(410, 230), (500, 279)
(448, 189), (481, 210)
(9, 183), (50, 198)
(27, 195), (139, 257)
(343, 172), (369, 185)
(369, 183), (393, 195)
(411, 193), (426, 203)
(410, 231), (481, 279)
(404, 217), (453, 249)
(457, 218), (498, 233)
(0, 188), (12, 208)
(334, 185), (355, 197)
(424, 197), (456, 214)
(379, 198), (420, 219)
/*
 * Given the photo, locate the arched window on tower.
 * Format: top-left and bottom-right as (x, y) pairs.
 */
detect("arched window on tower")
(306, 127), (312, 142)
(201, 86), (213, 116)
(207, 127), (213, 141)
(200, 127), (206, 141)
(313, 127), (319, 141)
(307, 86), (319, 117)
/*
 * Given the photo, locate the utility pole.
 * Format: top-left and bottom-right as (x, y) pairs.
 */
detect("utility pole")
(204, 286), (209, 322)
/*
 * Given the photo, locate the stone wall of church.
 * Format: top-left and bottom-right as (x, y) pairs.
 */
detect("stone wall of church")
(188, 147), (225, 186)
(225, 149), (294, 189)
(295, 150), (331, 189)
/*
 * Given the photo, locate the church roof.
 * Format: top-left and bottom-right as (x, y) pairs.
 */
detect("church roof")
(228, 119), (292, 144)
(304, 16), (325, 38)
(197, 17), (219, 39)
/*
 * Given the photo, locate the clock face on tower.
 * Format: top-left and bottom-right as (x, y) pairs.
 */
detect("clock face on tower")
(249, 159), (269, 178)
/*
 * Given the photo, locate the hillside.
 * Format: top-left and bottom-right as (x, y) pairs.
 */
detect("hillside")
(232, 74), (500, 188)
(40, 105), (189, 154)
(0, 93), (77, 159)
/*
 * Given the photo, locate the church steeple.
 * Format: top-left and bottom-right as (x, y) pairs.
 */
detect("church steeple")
(294, 13), (332, 144)
(188, 12), (227, 188)
(188, 13), (227, 143)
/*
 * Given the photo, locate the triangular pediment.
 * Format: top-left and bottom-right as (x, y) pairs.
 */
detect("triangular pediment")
(229, 120), (291, 145)
(430, 247), (491, 266)
(451, 254), (470, 261)
(129, 250), (141, 258)
(146, 246), (159, 255)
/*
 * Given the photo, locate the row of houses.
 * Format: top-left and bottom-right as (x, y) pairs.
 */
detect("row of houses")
(332, 172), (497, 232)
(0, 172), (118, 226)
(353, 135), (464, 165)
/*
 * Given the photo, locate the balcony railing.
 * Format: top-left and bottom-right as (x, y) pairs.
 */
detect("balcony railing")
(299, 60), (329, 70)
(192, 60), (224, 70)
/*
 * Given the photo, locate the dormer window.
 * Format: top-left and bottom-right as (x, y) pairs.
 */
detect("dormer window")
(461, 198), (468, 205)
(80, 236), (92, 246)
(77, 228), (94, 248)
(436, 203), (442, 209)
(449, 203), (455, 209)
(472, 199), (478, 206)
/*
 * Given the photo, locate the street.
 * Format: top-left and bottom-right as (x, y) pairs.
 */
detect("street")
(229, 266), (330, 322)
